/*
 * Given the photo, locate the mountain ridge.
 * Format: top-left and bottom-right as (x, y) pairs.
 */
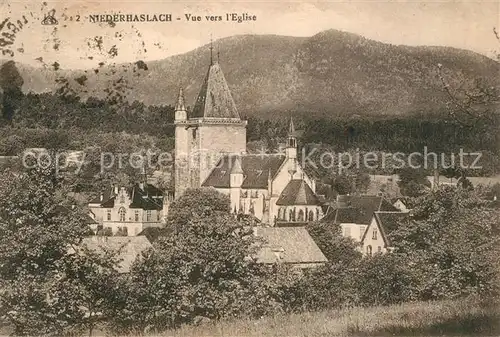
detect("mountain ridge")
(1, 29), (499, 119)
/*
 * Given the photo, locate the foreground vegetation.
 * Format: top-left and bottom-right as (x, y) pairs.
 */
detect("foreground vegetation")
(160, 298), (499, 337)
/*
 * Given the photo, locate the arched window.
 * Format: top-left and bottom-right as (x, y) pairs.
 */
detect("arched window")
(289, 209), (294, 222)
(372, 229), (378, 240)
(118, 207), (126, 222)
(308, 210), (314, 221)
(298, 209), (304, 222)
(366, 245), (372, 257)
(281, 207), (286, 220)
(316, 209), (320, 220)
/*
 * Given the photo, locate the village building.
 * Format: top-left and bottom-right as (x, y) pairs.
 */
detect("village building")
(360, 211), (409, 256)
(88, 182), (168, 236)
(323, 195), (402, 242)
(173, 51), (323, 226)
(253, 227), (327, 268)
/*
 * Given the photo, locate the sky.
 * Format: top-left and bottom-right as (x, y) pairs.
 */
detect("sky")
(0, 0), (499, 69)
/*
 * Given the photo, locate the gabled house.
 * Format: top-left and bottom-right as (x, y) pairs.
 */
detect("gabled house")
(323, 195), (401, 243)
(361, 211), (409, 256)
(88, 182), (166, 236)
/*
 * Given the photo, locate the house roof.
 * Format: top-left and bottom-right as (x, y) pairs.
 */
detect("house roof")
(80, 236), (152, 273)
(362, 211), (409, 246)
(202, 154), (286, 189)
(89, 183), (163, 211)
(253, 227), (327, 265)
(276, 179), (321, 206)
(54, 205), (97, 225)
(129, 183), (164, 210)
(191, 62), (240, 119)
(323, 195), (400, 225)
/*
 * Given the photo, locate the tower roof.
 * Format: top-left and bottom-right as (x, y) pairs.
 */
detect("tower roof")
(276, 179), (321, 206)
(175, 87), (186, 111)
(230, 155), (244, 174)
(191, 63), (240, 119)
(288, 117), (295, 136)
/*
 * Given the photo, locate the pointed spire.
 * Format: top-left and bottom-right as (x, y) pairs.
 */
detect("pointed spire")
(288, 117), (295, 136)
(175, 87), (186, 111)
(209, 35), (214, 65)
(231, 156), (243, 174)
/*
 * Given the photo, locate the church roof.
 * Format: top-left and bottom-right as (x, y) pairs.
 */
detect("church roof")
(276, 179), (321, 206)
(254, 227), (327, 265)
(202, 154), (286, 189)
(191, 62), (240, 119)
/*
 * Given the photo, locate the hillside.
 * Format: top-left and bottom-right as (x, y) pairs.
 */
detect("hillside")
(2, 29), (499, 119)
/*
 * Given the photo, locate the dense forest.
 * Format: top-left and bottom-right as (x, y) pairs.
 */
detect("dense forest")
(0, 90), (499, 177)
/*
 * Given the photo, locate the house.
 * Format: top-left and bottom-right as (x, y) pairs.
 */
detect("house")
(88, 182), (167, 236)
(253, 227), (328, 268)
(173, 51), (323, 226)
(392, 198), (410, 212)
(323, 195), (402, 243)
(78, 236), (152, 273)
(361, 211), (409, 256)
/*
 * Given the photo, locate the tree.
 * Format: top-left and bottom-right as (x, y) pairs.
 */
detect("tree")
(113, 189), (280, 333)
(0, 164), (119, 335)
(306, 221), (361, 264)
(397, 167), (430, 197)
(390, 186), (500, 300)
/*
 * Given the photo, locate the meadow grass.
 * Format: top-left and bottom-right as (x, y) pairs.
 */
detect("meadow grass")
(157, 297), (499, 337)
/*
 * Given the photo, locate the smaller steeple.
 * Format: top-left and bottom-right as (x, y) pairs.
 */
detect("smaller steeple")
(175, 87), (186, 111)
(209, 35), (214, 65)
(174, 87), (187, 121)
(230, 155), (244, 175)
(286, 117), (297, 161)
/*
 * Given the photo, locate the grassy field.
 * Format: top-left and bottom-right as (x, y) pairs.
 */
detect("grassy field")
(158, 298), (499, 337)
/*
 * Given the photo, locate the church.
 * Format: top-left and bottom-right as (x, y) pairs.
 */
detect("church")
(173, 52), (323, 226)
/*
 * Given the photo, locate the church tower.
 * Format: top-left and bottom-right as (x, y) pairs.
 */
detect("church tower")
(286, 117), (298, 179)
(174, 42), (247, 199)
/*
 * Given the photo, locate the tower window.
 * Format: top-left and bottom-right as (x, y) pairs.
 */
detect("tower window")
(298, 209), (304, 222)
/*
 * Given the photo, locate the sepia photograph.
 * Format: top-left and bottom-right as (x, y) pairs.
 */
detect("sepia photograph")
(0, 0), (499, 336)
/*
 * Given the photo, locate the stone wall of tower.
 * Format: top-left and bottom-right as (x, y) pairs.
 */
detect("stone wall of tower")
(197, 124), (246, 185)
(174, 124), (191, 198)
